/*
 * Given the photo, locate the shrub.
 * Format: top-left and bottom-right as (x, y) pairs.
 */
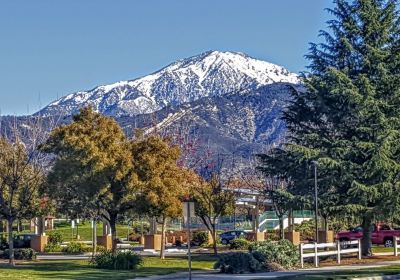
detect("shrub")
(294, 220), (315, 241)
(250, 239), (299, 269)
(132, 222), (150, 235)
(128, 232), (141, 242)
(44, 243), (63, 253)
(192, 231), (209, 246)
(91, 250), (143, 270)
(0, 236), (7, 250)
(214, 252), (261, 274)
(63, 242), (91, 254)
(265, 230), (280, 241)
(96, 245), (107, 252)
(47, 231), (63, 245)
(1, 248), (37, 260)
(229, 238), (251, 250)
(265, 262), (286, 272)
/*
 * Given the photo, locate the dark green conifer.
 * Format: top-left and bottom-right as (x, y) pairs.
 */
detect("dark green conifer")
(260, 0), (400, 256)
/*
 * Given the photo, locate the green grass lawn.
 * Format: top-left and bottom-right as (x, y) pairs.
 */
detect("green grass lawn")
(46, 222), (131, 242)
(273, 265), (400, 280)
(0, 255), (216, 280)
(372, 246), (395, 254)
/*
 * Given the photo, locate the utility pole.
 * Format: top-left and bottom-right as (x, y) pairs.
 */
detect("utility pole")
(186, 202), (192, 280)
(312, 161), (319, 243)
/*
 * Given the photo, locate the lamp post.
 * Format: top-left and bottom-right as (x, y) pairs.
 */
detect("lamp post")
(312, 160), (319, 243)
(183, 198), (194, 280)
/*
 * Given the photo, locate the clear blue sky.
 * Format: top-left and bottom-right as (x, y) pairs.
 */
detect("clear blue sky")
(0, 0), (334, 115)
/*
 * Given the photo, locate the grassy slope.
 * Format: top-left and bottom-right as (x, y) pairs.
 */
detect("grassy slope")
(0, 255), (216, 280)
(46, 222), (131, 241)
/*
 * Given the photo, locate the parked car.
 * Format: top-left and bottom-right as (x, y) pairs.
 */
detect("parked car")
(219, 230), (248, 245)
(0, 234), (37, 249)
(336, 224), (400, 247)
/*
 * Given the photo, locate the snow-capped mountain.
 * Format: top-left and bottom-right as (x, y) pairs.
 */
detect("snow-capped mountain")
(37, 50), (299, 116)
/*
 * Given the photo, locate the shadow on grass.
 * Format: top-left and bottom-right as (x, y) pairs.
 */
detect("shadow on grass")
(0, 255), (217, 280)
(275, 266), (400, 280)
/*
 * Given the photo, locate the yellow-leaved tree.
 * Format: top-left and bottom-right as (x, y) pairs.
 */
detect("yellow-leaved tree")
(42, 107), (139, 252)
(132, 134), (189, 259)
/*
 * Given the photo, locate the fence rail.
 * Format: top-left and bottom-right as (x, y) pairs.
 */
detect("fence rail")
(299, 239), (361, 268)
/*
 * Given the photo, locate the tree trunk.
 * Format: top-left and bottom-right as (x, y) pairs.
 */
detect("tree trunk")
(279, 216), (285, 240)
(38, 216), (45, 235)
(92, 219), (97, 257)
(323, 216), (329, 243)
(211, 224), (218, 255)
(361, 215), (373, 257)
(7, 218), (15, 266)
(0, 220), (5, 236)
(109, 214), (118, 253)
(160, 217), (167, 259)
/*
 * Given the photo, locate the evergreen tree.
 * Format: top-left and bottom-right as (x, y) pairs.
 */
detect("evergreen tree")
(272, 0), (400, 256)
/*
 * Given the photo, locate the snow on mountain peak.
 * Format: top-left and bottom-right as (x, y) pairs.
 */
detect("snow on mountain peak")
(37, 50), (299, 117)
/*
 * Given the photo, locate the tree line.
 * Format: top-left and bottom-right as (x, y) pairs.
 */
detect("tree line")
(0, 107), (235, 265)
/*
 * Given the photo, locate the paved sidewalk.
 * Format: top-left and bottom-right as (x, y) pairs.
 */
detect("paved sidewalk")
(37, 253), (92, 260)
(133, 260), (400, 280)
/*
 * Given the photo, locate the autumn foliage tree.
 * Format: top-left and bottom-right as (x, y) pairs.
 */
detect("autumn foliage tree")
(132, 134), (189, 259)
(42, 107), (139, 251)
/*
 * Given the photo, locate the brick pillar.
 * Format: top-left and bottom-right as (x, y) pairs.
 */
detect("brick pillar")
(31, 235), (48, 252)
(144, 234), (162, 250)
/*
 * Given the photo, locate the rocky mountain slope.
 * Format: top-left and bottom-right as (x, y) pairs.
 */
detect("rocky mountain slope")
(37, 51), (299, 117)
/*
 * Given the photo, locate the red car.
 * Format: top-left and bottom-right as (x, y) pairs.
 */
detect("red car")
(336, 224), (400, 247)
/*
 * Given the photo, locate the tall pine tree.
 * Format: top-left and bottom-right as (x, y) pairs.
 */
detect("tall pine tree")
(262, 0), (400, 256)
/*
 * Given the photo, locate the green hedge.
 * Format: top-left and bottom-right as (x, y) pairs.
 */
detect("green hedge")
(48, 231), (63, 244)
(214, 252), (261, 273)
(63, 242), (92, 254)
(44, 243), (63, 253)
(250, 239), (299, 269)
(215, 239), (299, 274)
(192, 231), (209, 246)
(91, 250), (143, 270)
(0, 248), (37, 260)
(229, 238), (251, 250)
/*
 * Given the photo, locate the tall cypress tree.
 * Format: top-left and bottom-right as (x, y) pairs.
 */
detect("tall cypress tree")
(264, 0), (400, 256)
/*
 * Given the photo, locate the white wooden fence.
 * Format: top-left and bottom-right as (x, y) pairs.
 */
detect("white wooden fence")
(299, 240), (361, 268)
(394, 237), (400, 256)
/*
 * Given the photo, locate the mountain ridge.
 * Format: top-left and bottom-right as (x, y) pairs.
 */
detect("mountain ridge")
(37, 50), (299, 117)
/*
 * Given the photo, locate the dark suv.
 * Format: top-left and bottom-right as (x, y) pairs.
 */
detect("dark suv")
(0, 234), (36, 249)
(219, 230), (248, 245)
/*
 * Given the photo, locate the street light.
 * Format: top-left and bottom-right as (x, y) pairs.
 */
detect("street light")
(312, 160), (318, 243)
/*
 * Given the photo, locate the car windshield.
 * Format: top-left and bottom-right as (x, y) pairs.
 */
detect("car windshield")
(353, 226), (363, 232)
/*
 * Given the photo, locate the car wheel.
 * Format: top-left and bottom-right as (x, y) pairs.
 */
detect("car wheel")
(340, 239), (350, 249)
(385, 239), (394, 248)
(221, 239), (228, 245)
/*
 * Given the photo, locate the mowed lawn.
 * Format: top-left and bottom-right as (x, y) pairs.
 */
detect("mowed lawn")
(0, 255), (216, 280)
(274, 265), (400, 280)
